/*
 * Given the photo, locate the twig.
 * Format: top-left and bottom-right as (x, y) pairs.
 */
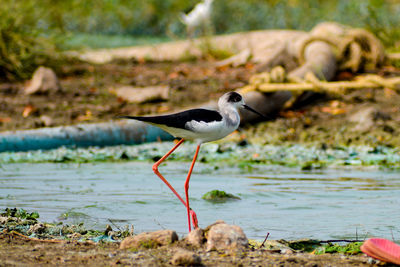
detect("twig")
(390, 229), (395, 242)
(356, 227), (358, 241)
(260, 233), (270, 248)
(7, 231), (65, 243)
(108, 218), (122, 232)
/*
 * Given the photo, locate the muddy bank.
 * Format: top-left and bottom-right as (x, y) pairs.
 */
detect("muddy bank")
(0, 60), (254, 132)
(0, 209), (380, 266)
(0, 233), (378, 267)
(1, 58), (400, 151)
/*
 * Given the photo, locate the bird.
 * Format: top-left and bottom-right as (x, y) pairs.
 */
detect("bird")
(119, 91), (265, 232)
(180, 0), (213, 37)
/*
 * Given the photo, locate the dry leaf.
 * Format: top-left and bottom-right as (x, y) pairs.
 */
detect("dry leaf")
(22, 105), (36, 118)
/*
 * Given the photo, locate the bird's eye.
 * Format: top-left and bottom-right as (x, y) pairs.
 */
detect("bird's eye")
(228, 92), (242, 103)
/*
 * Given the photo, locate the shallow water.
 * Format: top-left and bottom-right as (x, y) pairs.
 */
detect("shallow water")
(1, 162), (399, 241)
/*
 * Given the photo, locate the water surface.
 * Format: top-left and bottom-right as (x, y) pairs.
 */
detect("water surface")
(1, 162), (399, 240)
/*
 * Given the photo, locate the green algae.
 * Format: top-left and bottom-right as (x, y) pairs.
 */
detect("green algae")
(202, 190), (241, 202)
(314, 242), (363, 255)
(1, 142), (399, 169)
(250, 238), (363, 255)
(1, 208), (39, 220)
(0, 208), (131, 242)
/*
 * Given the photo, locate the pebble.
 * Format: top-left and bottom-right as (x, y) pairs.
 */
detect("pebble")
(120, 229), (178, 249)
(206, 221), (248, 251)
(186, 228), (205, 247)
(170, 248), (201, 266)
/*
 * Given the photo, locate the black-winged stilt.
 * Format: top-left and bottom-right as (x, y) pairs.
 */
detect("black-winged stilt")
(119, 91), (264, 232)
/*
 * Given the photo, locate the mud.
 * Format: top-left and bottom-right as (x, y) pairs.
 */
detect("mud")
(0, 60), (254, 132)
(0, 231), (382, 267)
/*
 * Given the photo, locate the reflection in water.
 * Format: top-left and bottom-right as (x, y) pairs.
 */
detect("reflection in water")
(0, 163), (399, 241)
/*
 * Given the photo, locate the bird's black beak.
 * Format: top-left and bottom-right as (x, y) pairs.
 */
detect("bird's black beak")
(243, 104), (267, 119)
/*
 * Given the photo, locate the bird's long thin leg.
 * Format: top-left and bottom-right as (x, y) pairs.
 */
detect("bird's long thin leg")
(184, 144), (201, 232)
(152, 139), (186, 206)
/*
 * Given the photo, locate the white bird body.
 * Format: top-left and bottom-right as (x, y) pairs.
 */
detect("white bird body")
(119, 92), (259, 144)
(181, 0), (213, 29)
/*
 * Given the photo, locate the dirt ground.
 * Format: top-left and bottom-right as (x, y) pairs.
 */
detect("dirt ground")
(1, 58), (400, 148)
(0, 231), (382, 267)
(0, 60), (254, 132)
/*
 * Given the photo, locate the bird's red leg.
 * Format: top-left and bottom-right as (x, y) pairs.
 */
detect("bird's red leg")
(184, 144), (201, 232)
(152, 139), (187, 206)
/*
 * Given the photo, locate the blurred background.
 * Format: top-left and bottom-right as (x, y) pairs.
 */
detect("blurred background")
(1, 0), (400, 80)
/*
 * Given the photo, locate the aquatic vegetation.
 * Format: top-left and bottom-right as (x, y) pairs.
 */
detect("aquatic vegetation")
(202, 190), (240, 202)
(250, 238), (363, 255)
(1, 142), (399, 169)
(314, 242), (363, 255)
(1, 208), (39, 220)
(0, 208), (130, 242)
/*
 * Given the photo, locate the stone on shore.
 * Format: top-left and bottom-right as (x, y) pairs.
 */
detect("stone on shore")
(120, 229), (178, 249)
(198, 221), (248, 251)
(24, 66), (61, 95)
(170, 248), (201, 266)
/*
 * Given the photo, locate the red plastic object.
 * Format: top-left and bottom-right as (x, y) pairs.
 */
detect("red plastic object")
(361, 238), (400, 265)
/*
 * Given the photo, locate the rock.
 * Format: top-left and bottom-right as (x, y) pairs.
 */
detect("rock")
(24, 66), (61, 95)
(347, 106), (390, 132)
(348, 106), (375, 132)
(104, 224), (113, 235)
(39, 115), (53, 127)
(120, 229), (178, 249)
(113, 85), (169, 104)
(67, 232), (82, 240)
(204, 220), (225, 231)
(215, 48), (251, 67)
(186, 228), (205, 247)
(27, 223), (46, 234)
(170, 248), (201, 266)
(0, 216), (9, 224)
(206, 222), (248, 251)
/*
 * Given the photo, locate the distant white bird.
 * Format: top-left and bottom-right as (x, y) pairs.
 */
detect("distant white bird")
(180, 0), (213, 36)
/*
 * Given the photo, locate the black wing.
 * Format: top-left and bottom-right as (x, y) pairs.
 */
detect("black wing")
(118, 108), (222, 129)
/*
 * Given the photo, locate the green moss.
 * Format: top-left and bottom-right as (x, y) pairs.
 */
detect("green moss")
(314, 242), (363, 255)
(202, 190), (241, 202)
(139, 239), (159, 249)
(288, 239), (321, 252)
(1, 208), (39, 220)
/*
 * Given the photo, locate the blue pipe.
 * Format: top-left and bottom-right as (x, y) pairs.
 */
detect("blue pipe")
(0, 120), (174, 152)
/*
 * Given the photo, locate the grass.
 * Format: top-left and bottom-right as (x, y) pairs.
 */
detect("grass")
(62, 33), (171, 50)
(1, 0), (400, 81)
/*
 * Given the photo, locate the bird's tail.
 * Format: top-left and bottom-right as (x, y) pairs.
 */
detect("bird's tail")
(117, 115), (160, 124)
(117, 115), (142, 121)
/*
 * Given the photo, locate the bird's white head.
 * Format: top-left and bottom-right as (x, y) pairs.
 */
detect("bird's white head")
(218, 92), (265, 117)
(218, 92), (244, 110)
